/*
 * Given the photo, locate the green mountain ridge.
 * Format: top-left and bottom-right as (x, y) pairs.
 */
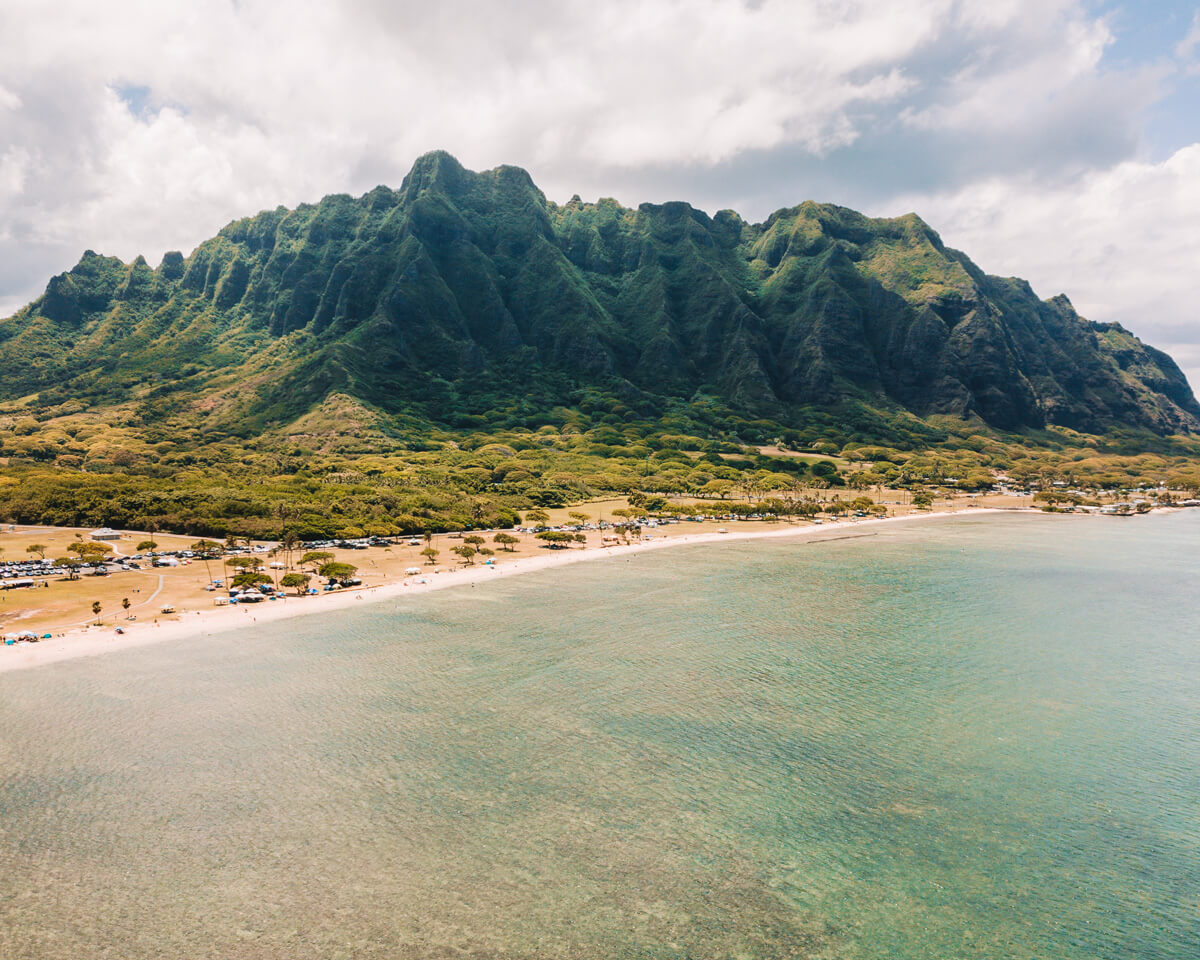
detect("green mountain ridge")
(2, 149), (1197, 444)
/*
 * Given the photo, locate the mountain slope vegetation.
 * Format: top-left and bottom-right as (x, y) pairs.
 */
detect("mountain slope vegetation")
(0, 151), (1197, 536)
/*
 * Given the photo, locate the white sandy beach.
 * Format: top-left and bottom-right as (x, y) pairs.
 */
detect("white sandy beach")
(0, 509), (1024, 674)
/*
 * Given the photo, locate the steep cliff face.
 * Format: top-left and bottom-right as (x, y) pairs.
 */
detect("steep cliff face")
(1, 150), (1195, 438)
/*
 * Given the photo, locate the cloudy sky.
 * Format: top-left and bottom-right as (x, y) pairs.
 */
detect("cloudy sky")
(2, 0), (1198, 380)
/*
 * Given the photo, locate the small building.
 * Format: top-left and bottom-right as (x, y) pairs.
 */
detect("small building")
(90, 527), (122, 541)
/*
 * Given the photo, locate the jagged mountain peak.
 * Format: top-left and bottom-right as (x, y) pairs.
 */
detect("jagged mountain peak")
(1, 151), (1195, 441)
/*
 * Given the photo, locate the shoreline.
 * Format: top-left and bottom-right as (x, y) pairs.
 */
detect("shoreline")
(0, 507), (1047, 674)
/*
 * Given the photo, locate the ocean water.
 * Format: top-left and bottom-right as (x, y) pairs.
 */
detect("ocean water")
(1, 512), (1198, 959)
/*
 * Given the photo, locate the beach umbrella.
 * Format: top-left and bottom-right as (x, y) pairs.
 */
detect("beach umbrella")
(41, 633), (51, 639)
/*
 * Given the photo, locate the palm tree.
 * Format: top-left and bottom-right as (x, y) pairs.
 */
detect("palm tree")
(221, 533), (242, 585)
(276, 503), (292, 537)
(281, 532), (300, 571)
(191, 539), (222, 585)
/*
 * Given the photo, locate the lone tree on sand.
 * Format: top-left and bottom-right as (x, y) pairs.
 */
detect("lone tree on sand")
(232, 571), (273, 589)
(421, 546), (440, 565)
(280, 572), (312, 595)
(69, 541), (112, 558)
(318, 562), (358, 582)
(122, 597), (131, 611)
(300, 551), (334, 575)
(92, 601), (101, 619)
(227, 556), (264, 574)
(493, 533), (519, 551)
(26, 544), (46, 560)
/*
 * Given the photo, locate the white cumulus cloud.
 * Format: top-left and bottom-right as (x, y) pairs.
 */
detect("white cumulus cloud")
(0, 0), (1195, 389)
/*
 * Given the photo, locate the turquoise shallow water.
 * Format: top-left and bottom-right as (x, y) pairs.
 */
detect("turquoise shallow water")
(1, 512), (1198, 958)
